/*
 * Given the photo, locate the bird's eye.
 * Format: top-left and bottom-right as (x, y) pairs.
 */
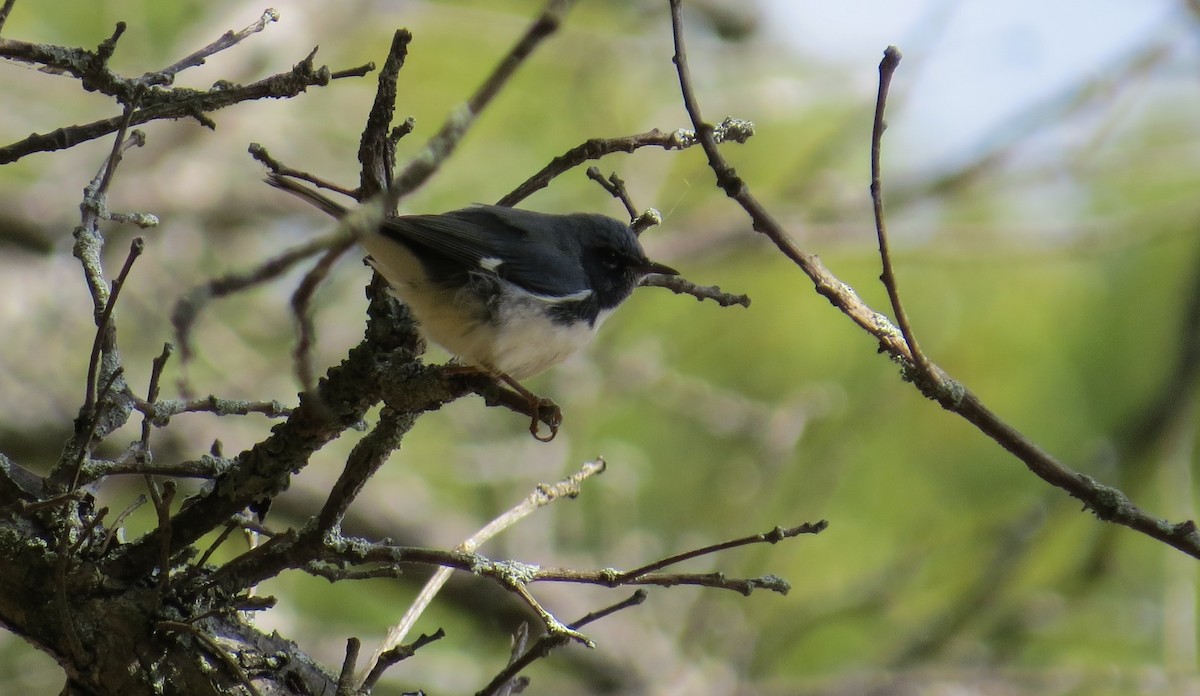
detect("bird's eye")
(599, 249), (623, 270)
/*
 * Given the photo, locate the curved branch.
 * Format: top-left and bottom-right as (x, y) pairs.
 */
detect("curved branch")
(666, 0), (1200, 558)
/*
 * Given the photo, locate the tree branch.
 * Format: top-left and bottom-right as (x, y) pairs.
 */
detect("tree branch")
(665, 0), (1200, 558)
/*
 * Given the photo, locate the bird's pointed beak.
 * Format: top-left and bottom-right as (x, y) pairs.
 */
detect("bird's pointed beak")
(639, 259), (679, 277)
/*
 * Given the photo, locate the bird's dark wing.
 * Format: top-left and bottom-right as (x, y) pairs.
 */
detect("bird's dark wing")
(381, 206), (591, 298)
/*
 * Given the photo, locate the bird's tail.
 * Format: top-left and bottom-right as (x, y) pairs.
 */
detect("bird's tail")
(264, 173), (350, 219)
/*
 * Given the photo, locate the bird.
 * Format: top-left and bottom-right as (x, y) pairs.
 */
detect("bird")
(266, 173), (678, 439)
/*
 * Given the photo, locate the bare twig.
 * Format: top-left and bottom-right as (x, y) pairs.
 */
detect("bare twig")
(335, 637), (360, 696)
(68, 366), (124, 490)
(55, 119), (151, 490)
(182, 595), (276, 626)
(83, 237), (143, 416)
(476, 591), (648, 696)
(78, 456), (231, 486)
(291, 239), (355, 392)
(358, 629), (446, 694)
(639, 274), (750, 308)
(0, 0), (16, 34)
(74, 109), (147, 319)
(138, 343), (173, 448)
(98, 494), (147, 556)
(537, 567), (791, 596)
(361, 458), (606, 684)
(314, 407), (413, 533)
(869, 47), (932, 379)
(171, 233), (339, 363)
(0, 26), (370, 164)
(302, 543), (792, 596)
(358, 29), (413, 199)
(493, 567), (593, 646)
(498, 119), (753, 207)
(145, 9), (279, 86)
(129, 394), (292, 427)
(95, 98), (144, 203)
(250, 142), (360, 200)
(145, 478), (177, 600)
(586, 166), (639, 219)
(613, 522), (827, 583)
(666, 0), (1200, 559)
(193, 524), (240, 573)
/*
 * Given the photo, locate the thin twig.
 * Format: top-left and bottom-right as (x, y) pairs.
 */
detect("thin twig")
(95, 95), (143, 199)
(144, 9), (280, 86)
(870, 46), (931, 379)
(335, 638), (360, 696)
(586, 166), (638, 219)
(193, 524), (239, 572)
(358, 629), (446, 694)
(361, 458), (606, 684)
(68, 506), (109, 558)
(0, 0), (17, 34)
(497, 119), (753, 207)
(83, 237), (144, 415)
(145, 478), (177, 601)
(639, 274), (750, 307)
(536, 567), (791, 596)
(291, 239), (355, 392)
(98, 494), (148, 556)
(182, 595), (276, 626)
(499, 573), (593, 646)
(476, 591), (648, 696)
(171, 232), (340, 363)
(250, 143), (360, 200)
(78, 106), (147, 410)
(69, 366), (124, 490)
(613, 522), (827, 583)
(129, 394), (292, 427)
(314, 407), (413, 533)
(139, 343), (174, 448)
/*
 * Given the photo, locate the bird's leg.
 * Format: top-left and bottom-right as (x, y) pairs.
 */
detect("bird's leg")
(443, 364), (561, 441)
(494, 372), (561, 442)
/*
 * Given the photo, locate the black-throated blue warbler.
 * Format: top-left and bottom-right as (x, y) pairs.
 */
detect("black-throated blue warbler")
(266, 174), (678, 438)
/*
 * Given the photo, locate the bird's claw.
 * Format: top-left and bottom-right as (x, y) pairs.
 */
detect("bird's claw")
(530, 398), (562, 442)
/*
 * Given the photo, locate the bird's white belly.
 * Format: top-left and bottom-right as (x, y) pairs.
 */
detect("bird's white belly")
(483, 297), (606, 379)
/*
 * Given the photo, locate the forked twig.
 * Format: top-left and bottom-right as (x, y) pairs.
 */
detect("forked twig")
(359, 458), (606, 686)
(475, 591), (648, 696)
(146, 9), (280, 86)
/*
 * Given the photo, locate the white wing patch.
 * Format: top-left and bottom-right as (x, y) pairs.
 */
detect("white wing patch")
(525, 287), (593, 304)
(479, 256), (503, 272)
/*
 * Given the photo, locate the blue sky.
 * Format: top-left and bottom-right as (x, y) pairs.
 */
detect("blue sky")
(763, 0), (1184, 171)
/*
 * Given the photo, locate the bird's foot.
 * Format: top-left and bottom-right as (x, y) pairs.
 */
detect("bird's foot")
(445, 364), (562, 441)
(495, 372), (561, 442)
